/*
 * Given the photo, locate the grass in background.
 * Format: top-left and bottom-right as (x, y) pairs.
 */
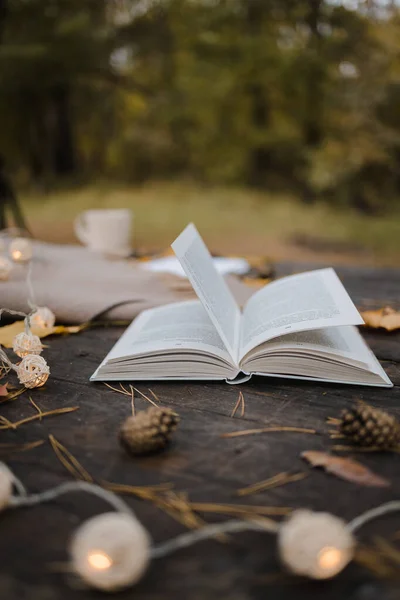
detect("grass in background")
(20, 181), (400, 265)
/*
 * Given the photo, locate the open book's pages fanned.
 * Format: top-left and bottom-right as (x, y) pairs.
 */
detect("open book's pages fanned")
(91, 224), (393, 388)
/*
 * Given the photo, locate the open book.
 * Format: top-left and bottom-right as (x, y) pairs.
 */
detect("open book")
(91, 224), (392, 387)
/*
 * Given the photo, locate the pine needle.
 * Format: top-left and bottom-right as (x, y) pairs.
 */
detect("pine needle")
(0, 387), (26, 403)
(103, 382), (130, 396)
(354, 545), (400, 579)
(331, 444), (400, 453)
(373, 537), (400, 565)
(49, 434), (94, 483)
(231, 392), (245, 418)
(236, 471), (308, 497)
(221, 426), (316, 438)
(0, 406), (79, 430)
(29, 396), (44, 421)
(120, 383), (130, 395)
(148, 388), (159, 402)
(0, 440), (45, 453)
(240, 392), (245, 417)
(231, 393), (242, 418)
(0, 415), (17, 429)
(190, 502), (291, 517)
(326, 417), (341, 425)
(129, 385), (135, 416)
(133, 387), (158, 407)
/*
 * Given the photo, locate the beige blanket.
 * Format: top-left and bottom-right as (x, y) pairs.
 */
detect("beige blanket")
(1, 242), (253, 323)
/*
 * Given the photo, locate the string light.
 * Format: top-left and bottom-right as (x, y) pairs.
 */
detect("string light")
(30, 306), (56, 330)
(16, 354), (50, 388)
(278, 510), (354, 579)
(70, 512), (151, 591)
(0, 256), (13, 281)
(13, 332), (43, 358)
(9, 237), (33, 263)
(1, 465), (400, 592)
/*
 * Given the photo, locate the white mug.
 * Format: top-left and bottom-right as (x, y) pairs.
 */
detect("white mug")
(74, 209), (133, 257)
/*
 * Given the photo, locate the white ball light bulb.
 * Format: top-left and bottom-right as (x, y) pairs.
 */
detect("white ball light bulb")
(13, 332), (43, 358)
(0, 256), (13, 281)
(70, 512), (151, 592)
(278, 510), (355, 579)
(17, 354), (50, 389)
(0, 463), (13, 511)
(9, 237), (33, 263)
(30, 306), (55, 330)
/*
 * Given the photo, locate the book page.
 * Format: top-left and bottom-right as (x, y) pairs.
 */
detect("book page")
(102, 300), (234, 365)
(91, 300), (234, 380)
(172, 224), (241, 362)
(240, 268), (364, 358)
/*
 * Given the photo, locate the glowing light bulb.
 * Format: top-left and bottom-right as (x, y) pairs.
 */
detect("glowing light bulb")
(88, 551), (113, 571)
(317, 547), (343, 576)
(9, 237), (33, 263)
(30, 306), (55, 330)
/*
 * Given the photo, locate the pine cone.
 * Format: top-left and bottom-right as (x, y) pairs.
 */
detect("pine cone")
(340, 404), (400, 449)
(119, 407), (180, 455)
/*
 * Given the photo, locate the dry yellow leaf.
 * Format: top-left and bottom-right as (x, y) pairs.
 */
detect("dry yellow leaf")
(0, 320), (86, 348)
(361, 307), (400, 332)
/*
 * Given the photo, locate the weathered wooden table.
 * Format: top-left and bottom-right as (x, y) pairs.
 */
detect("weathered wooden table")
(0, 262), (399, 600)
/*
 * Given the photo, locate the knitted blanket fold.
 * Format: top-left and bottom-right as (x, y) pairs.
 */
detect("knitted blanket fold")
(0, 242), (253, 324)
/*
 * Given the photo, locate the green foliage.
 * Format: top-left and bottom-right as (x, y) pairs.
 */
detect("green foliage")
(1, 0), (400, 211)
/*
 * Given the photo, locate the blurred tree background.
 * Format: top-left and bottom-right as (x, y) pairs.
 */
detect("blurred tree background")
(0, 0), (400, 217)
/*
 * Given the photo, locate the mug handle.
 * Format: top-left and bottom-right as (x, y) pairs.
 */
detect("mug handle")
(74, 213), (90, 245)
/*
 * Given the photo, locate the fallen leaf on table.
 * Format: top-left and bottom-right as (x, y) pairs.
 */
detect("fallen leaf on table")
(301, 450), (390, 487)
(361, 307), (400, 332)
(0, 383), (8, 396)
(0, 321), (86, 348)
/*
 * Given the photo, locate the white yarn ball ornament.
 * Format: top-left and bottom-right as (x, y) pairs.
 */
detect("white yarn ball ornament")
(0, 463), (13, 511)
(70, 512), (151, 592)
(17, 354), (50, 389)
(0, 256), (13, 281)
(13, 332), (43, 358)
(30, 306), (55, 330)
(9, 237), (33, 263)
(278, 510), (355, 579)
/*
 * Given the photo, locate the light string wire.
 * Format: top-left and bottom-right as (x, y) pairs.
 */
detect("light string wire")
(26, 260), (37, 310)
(8, 481), (133, 515)
(150, 519), (278, 559)
(347, 501), (400, 533)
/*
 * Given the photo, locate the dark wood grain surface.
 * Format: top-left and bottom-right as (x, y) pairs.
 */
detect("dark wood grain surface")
(0, 262), (399, 600)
